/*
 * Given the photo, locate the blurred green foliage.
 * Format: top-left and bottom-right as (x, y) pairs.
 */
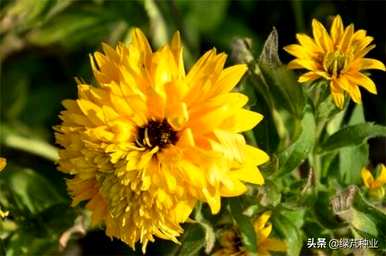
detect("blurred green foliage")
(1, 0), (386, 255)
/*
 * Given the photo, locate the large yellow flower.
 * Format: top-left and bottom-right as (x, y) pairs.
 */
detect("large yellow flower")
(55, 28), (268, 251)
(284, 15), (385, 108)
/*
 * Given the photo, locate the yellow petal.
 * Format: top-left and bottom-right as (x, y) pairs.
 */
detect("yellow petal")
(221, 109), (263, 133)
(220, 178), (248, 197)
(231, 165), (264, 185)
(76, 99), (104, 126)
(167, 102), (189, 130)
(243, 144), (270, 166)
(312, 19), (333, 52)
(339, 24), (354, 52)
(330, 15), (344, 44)
(288, 59), (319, 71)
(298, 71), (320, 83)
(358, 58), (386, 71)
(330, 79), (345, 108)
(345, 72), (377, 94)
(258, 224), (272, 242)
(174, 200), (195, 223)
(355, 44), (375, 59)
(0, 157), (6, 171)
(203, 187), (221, 214)
(0, 209), (9, 218)
(211, 64), (248, 95)
(170, 31), (185, 77)
(176, 128), (195, 147)
(361, 168), (374, 188)
(263, 238), (287, 252)
(339, 76), (361, 103)
(283, 44), (310, 59)
(377, 164), (386, 184)
(131, 28), (152, 61)
(296, 33), (320, 52)
(254, 211), (272, 234)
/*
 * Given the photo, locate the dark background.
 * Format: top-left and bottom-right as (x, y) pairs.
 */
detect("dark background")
(1, 0), (385, 255)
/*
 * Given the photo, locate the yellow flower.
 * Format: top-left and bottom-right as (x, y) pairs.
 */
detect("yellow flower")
(361, 164), (386, 199)
(212, 212), (286, 256)
(0, 157), (6, 172)
(0, 157), (9, 218)
(284, 15), (385, 108)
(55, 28), (269, 252)
(254, 211), (286, 256)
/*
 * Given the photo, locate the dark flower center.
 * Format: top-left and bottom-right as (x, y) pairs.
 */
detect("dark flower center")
(324, 51), (347, 77)
(135, 119), (178, 149)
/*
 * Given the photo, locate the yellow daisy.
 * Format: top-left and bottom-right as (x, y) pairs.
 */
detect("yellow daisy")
(284, 15), (385, 108)
(212, 212), (286, 256)
(55, 28), (269, 252)
(361, 164), (386, 199)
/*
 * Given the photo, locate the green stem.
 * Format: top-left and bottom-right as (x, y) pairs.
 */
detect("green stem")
(144, 0), (168, 48)
(3, 133), (58, 162)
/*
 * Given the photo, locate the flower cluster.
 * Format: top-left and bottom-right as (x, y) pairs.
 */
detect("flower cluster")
(55, 14), (385, 254)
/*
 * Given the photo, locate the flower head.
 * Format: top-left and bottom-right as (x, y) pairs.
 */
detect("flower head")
(55, 28), (268, 251)
(212, 211), (286, 256)
(361, 164), (386, 199)
(284, 15), (385, 108)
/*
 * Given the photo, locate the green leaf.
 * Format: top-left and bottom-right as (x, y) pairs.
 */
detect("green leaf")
(339, 143), (368, 185)
(184, 0), (230, 33)
(228, 198), (257, 254)
(318, 123), (386, 153)
(258, 28), (305, 119)
(176, 223), (206, 256)
(257, 179), (282, 207)
(276, 105), (315, 176)
(26, 9), (116, 49)
(331, 186), (386, 249)
(1, 167), (65, 215)
(5, 232), (57, 256)
(272, 210), (303, 256)
(258, 27), (281, 67)
(239, 80), (279, 153)
(194, 203), (216, 254)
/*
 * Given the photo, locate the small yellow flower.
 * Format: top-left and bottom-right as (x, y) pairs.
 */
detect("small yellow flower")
(361, 164), (386, 199)
(212, 211), (286, 256)
(0, 157), (6, 171)
(0, 157), (9, 218)
(55, 28), (268, 251)
(284, 15), (385, 108)
(254, 211), (287, 256)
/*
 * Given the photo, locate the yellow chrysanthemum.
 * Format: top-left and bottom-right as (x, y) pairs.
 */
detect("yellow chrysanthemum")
(55, 28), (269, 251)
(0, 157), (9, 218)
(212, 211), (286, 256)
(361, 164), (386, 199)
(284, 15), (385, 108)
